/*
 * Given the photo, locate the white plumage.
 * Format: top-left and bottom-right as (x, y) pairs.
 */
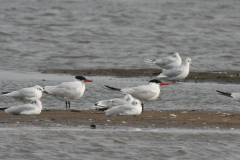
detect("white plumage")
(94, 94), (135, 111)
(5, 99), (43, 115)
(144, 53), (182, 69)
(157, 58), (193, 82)
(2, 85), (44, 103)
(44, 76), (92, 109)
(216, 90), (240, 102)
(105, 99), (142, 116)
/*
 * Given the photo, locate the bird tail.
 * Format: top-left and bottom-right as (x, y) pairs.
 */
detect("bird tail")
(104, 85), (121, 92)
(2, 92), (10, 94)
(143, 58), (155, 64)
(216, 90), (232, 97)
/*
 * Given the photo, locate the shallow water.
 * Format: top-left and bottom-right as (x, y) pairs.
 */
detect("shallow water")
(1, 0), (240, 159)
(0, 0), (240, 73)
(0, 127), (240, 160)
(0, 71), (240, 111)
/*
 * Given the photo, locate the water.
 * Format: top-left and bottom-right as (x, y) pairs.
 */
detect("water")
(0, 0), (239, 73)
(0, 127), (240, 160)
(1, 0), (240, 159)
(0, 71), (239, 111)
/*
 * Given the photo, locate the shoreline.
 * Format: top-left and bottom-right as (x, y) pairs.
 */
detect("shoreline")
(40, 69), (240, 84)
(0, 109), (239, 130)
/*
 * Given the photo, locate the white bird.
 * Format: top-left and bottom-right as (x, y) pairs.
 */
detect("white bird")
(157, 57), (193, 83)
(104, 79), (169, 109)
(216, 90), (240, 102)
(5, 99), (43, 115)
(144, 53), (182, 69)
(2, 85), (44, 103)
(93, 94), (135, 111)
(105, 99), (142, 116)
(44, 76), (92, 109)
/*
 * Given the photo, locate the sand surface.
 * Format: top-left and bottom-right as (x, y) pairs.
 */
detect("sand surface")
(1, 109), (239, 130)
(2, 69), (240, 129)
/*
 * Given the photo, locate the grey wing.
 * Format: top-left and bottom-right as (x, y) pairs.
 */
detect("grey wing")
(122, 85), (157, 101)
(162, 67), (184, 77)
(156, 57), (175, 66)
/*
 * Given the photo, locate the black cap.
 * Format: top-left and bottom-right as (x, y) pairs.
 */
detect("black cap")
(148, 79), (162, 83)
(75, 76), (86, 80)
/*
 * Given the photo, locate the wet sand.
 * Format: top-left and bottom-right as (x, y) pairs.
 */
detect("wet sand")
(2, 69), (240, 129)
(1, 109), (239, 130)
(41, 69), (240, 84)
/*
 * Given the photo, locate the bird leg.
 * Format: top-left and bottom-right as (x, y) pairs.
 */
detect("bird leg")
(141, 103), (144, 111)
(68, 101), (70, 109)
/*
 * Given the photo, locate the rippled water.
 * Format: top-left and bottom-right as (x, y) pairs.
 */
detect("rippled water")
(0, 0), (240, 73)
(1, 0), (240, 159)
(0, 127), (240, 160)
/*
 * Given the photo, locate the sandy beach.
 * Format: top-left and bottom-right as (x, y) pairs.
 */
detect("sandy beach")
(1, 109), (239, 130)
(1, 69), (240, 129)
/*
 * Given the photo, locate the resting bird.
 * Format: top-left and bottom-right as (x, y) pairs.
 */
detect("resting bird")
(2, 85), (44, 103)
(144, 53), (182, 69)
(216, 90), (240, 102)
(157, 57), (193, 83)
(104, 79), (169, 109)
(93, 94), (135, 111)
(44, 76), (92, 109)
(105, 99), (142, 116)
(5, 99), (43, 115)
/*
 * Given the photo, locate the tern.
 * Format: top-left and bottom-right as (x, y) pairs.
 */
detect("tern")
(104, 79), (169, 109)
(2, 85), (44, 103)
(93, 94), (135, 111)
(44, 76), (92, 109)
(105, 99), (142, 116)
(216, 90), (240, 102)
(5, 99), (43, 115)
(144, 53), (182, 69)
(157, 57), (193, 83)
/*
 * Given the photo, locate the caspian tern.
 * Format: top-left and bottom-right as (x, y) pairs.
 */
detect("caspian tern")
(157, 57), (193, 83)
(104, 79), (169, 109)
(5, 99), (43, 115)
(216, 90), (240, 102)
(144, 53), (182, 69)
(105, 99), (142, 116)
(44, 76), (92, 109)
(2, 85), (44, 103)
(93, 94), (135, 111)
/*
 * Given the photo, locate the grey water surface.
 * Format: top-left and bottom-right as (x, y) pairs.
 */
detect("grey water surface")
(1, 0), (240, 159)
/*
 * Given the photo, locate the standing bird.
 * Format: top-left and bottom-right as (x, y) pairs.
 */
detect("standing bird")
(2, 85), (44, 103)
(104, 79), (169, 109)
(157, 57), (193, 83)
(93, 94), (135, 111)
(144, 53), (182, 69)
(105, 99), (142, 116)
(44, 76), (92, 109)
(5, 99), (43, 115)
(216, 90), (240, 102)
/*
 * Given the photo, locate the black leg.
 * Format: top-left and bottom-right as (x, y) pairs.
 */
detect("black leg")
(141, 103), (144, 111)
(68, 101), (70, 109)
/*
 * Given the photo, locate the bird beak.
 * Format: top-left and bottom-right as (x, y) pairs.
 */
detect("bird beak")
(160, 82), (169, 85)
(84, 79), (92, 82)
(191, 63), (193, 66)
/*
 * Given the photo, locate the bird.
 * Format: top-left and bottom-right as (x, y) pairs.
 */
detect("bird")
(216, 90), (240, 102)
(105, 99), (142, 116)
(44, 76), (92, 109)
(157, 57), (193, 83)
(104, 79), (169, 109)
(144, 53), (182, 69)
(93, 94), (135, 111)
(5, 99), (43, 115)
(2, 85), (44, 103)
